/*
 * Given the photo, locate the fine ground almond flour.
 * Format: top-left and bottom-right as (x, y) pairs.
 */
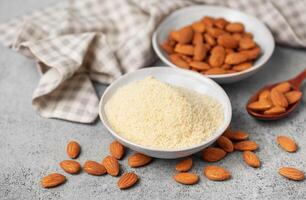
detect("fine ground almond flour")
(104, 77), (223, 150)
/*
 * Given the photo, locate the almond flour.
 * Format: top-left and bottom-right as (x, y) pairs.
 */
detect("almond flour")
(104, 76), (223, 150)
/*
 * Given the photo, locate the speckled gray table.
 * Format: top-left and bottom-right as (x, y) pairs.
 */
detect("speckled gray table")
(0, 1), (306, 200)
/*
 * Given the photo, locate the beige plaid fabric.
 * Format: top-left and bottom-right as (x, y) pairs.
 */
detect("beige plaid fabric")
(0, 0), (305, 123)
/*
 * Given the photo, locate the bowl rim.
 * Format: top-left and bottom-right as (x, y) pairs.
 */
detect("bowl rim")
(152, 5), (275, 79)
(99, 66), (232, 153)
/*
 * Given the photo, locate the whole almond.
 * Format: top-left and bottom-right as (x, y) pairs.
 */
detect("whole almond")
(217, 34), (238, 49)
(66, 141), (81, 159)
(225, 52), (248, 65)
(176, 26), (194, 44)
(175, 158), (193, 172)
(209, 46), (225, 68)
(202, 147), (227, 162)
(202, 16), (214, 27)
(223, 129), (249, 141)
(285, 91), (302, 104)
(83, 160), (106, 176)
(193, 32), (204, 45)
(217, 136), (234, 152)
(161, 40), (174, 54)
(243, 151), (261, 168)
(279, 167), (305, 181)
(128, 153), (152, 168)
(60, 160), (81, 174)
(232, 62), (252, 72)
(214, 18), (228, 29)
(248, 100), (272, 111)
(258, 90), (270, 101)
(277, 135), (297, 153)
(110, 141), (125, 160)
(264, 106), (286, 115)
(203, 166), (231, 181)
(169, 54), (189, 69)
(191, 21), (206, 33)
(204, 34), (216, 46)
(204, 68), (227, 75)
(174, 173), (199, 185)
(207, 27), (225, 38)
(234, 141), (258, 151)
(193, 42), (207, 61)
(190, 61), (210, 70)
(41, 173), (66, 188)
(118, 172), (139, 189)
(270, 88), (288, 108)
(239, 37), (256, 50)
(174, 44), (194, 56)
(274, 82), (291, 93)
(102, 156), (120, 176)
(241, 47), (261, 60)
(225, 22), (244, 33)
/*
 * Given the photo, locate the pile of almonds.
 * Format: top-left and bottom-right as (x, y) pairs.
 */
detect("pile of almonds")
(161, 16), (261, 75)
(248, 81), (302, 115)
(41, 129), (304, 189)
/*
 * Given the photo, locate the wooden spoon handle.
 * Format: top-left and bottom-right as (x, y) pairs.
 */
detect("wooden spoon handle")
(290, 69), (306, 88)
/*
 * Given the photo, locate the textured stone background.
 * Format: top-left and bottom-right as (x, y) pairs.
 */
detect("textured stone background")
(0, 1), (305, 200)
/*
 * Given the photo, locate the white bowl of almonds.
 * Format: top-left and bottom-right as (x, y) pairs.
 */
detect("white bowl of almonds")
(152, 5), (275, 84)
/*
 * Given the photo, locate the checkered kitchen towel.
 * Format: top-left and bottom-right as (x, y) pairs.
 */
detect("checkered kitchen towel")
(0, 0), (306, 123)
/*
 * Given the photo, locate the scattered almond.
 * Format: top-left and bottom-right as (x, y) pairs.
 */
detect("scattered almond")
(175, 158), (193, 172)
(41, 173), (66, 188)
(174, 173), (199, 185)
(277, 135), (297, 153)
(203, 166), (231, 181)
(102, 156), (120, 176)
(223, 129), (249, 141)
(234, 141), (258, 151)
(118, 172), (139, 189)
(60, 160), (81, 174)
(128, 153), (152, 168)
(202, 147), (227, 162)
(110, 141), (125, 160)
(243, 151), (261, 168)
(83, 160), (107, 176)
(279, 167), (305, 181)
(217, 136), (234, 152)
(66, 141), (81, 159)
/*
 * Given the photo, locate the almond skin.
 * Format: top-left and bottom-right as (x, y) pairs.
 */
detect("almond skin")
(234, 141), (258, 151)
(110, 141), (125, 160)
(217, 136), (234, 152)
(202, 147), (227, 162)
(203, 166), (231, 181)
(66, 141), (81, 159)
(83, 160), (107, 176)
(175, 158), (193, 172)
(223, 129), (249, 141)
(102, 156), (120, 176)
(270, 88), (288, 108)
(174, 173), (199, 185)
(243, 151), (261, 168)
(60, 160), (81, 174)
(274, 82), (291, 93)
(209, 46), (225, 68)
(41, 173), (66, 188)
(264, 106), (286, 115)
(118, 172), (139, 189)
(128, 153), (152, 168)
(277, 135), (297, 153)
(285, 91), (302, 104)
(279, 167), (305, 181)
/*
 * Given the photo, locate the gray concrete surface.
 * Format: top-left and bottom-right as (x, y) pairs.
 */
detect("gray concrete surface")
(0, 1), (306, 200)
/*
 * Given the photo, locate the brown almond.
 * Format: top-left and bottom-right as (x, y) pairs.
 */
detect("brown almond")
(277, 135), (297, 153)
(190, 61), (210, 70)
(223, 129), (249, 141)
(241, 47), (261, 60)
(279, 167), (305, 181)
(207, 27), (225, 38)
(192, 21), (206, 33)
(102, 156), (120, 176)
(174, 44), (194, 56)
(128, 153), (152, 168)
(193, 42), (207, 61)
(192, 32), (204, 45)
(174, 173), (199, 185)
(217, 136), (234, 153)
(221, 63), (231, 70)
(175, 158), (193, 172)
(217, 34), (238, 49)
(204, 34), (216, 46)
(161, 40), (174, 54)
(202, 147), (227, 162)
(225, 23), (244, 33)
(270, 88), (288, 108)
(232, 62), (252, 72)
(243, 151), (261, 168)
(66, 141), (81, 159)
(175, 26), (194, 44)
(83, 160), (106, 176)
(248, 100), (272, 111)
(118, 172), (139, 189)
(274, 82), (291, 93)
(169, 54), (189, 69)
(60, 160), (81, 174)
(110, 141), (125, 160)
(214, 18), (228, 29)
(239, 37), (256, 50)
(41, 173), (66, 188)
(181, 55), (192, 63)
(285, 91), (302, 104)
(202, 16), (214, 27)
(209, 46), (225, 68)
(225, 52), (248, 65)
(203, 166), (231, 181)
(258, 90), (270, 101)
(204, 68), (227, 75)
(232, 33), (242, 41)
(264, 106), (286, 115)
(234, 141), (258, 151)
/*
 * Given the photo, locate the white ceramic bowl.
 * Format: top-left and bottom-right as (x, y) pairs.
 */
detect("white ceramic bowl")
(152, 5), (275, 84)
(99, 67), (232, 159)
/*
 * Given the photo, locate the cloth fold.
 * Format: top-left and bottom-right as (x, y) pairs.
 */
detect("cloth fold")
(0, 0), (305, 123)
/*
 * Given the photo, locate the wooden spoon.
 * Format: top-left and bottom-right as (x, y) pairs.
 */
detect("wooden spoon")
(246, 69), (306, 120)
